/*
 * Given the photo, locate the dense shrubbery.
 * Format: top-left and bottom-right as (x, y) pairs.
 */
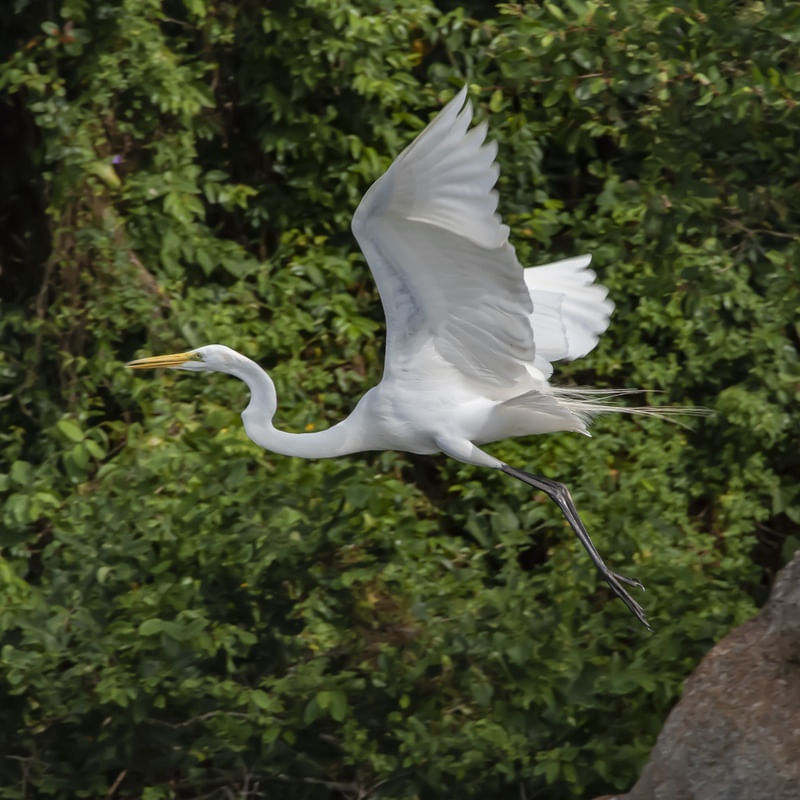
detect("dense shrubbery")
(1, 0), (799, 797)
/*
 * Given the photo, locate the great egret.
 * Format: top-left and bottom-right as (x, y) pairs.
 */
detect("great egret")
(130, 87), (658, 629)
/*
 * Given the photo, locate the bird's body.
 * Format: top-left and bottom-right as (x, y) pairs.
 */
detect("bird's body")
(129, 87), (653, 628)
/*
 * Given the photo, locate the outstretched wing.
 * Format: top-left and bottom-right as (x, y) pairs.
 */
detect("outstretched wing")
(351, 87), (535, 386)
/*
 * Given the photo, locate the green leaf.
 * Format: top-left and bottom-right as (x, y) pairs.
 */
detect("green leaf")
(696, 89), (715, 106)
(251, 690), (274, 711)
(84, 439), (106, 460)
(138, 619), (164, 636)
(543, 88), (563, 107)
(544, 2), (566, 22)
(9, 461), (32, 486)
(57, 419), (84, 442)
(328, 690), (347, 722)
(96, 566), (113, 584)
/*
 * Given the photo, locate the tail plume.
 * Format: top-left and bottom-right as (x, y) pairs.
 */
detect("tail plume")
(551, 387), (712, 428)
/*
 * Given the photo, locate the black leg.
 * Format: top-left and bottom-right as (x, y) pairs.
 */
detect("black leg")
(501, 464), (651, 630)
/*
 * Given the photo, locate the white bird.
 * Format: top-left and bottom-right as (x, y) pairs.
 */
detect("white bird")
(129, 87), (653, 628)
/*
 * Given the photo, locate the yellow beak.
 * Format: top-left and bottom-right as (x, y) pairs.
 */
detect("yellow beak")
(126, 351), (196, 369)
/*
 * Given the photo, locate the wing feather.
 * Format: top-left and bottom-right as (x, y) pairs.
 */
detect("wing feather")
(352, 88), (533, 385)
(524, 255), (614, 377)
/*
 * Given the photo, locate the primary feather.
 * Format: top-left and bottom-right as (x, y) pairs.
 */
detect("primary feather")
(352, 86), (533, 388)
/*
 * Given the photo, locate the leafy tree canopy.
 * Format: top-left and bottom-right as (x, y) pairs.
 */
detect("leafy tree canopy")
(1, 0), (798, 797)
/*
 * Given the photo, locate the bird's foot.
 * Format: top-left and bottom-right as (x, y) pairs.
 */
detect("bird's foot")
(602, 569), (650, 630)
(611, 572), (645, 591)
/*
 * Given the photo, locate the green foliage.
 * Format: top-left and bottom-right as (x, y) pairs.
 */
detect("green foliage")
(1, 0), (799, 797)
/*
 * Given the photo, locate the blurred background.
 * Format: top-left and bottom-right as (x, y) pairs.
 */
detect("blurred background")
(1, 1), (798, 797)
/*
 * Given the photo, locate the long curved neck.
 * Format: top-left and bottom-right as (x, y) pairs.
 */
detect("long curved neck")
(232, 356), (365, 459)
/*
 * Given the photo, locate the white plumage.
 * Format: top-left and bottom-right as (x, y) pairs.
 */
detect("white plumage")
(524, 254), (614, 376)
(129, 87), (652, 628)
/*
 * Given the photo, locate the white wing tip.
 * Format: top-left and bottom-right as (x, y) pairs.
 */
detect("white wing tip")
(442, 85), (469, 115)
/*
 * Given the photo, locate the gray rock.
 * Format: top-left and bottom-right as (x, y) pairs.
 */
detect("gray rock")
(595, 550), (800, 800)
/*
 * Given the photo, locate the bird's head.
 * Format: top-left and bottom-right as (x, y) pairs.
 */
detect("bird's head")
(127, 344), (246, 374)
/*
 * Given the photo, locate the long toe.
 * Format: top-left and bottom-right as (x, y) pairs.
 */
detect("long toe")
(613, 572), (645, 591)
(604, 573), (651, 630)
